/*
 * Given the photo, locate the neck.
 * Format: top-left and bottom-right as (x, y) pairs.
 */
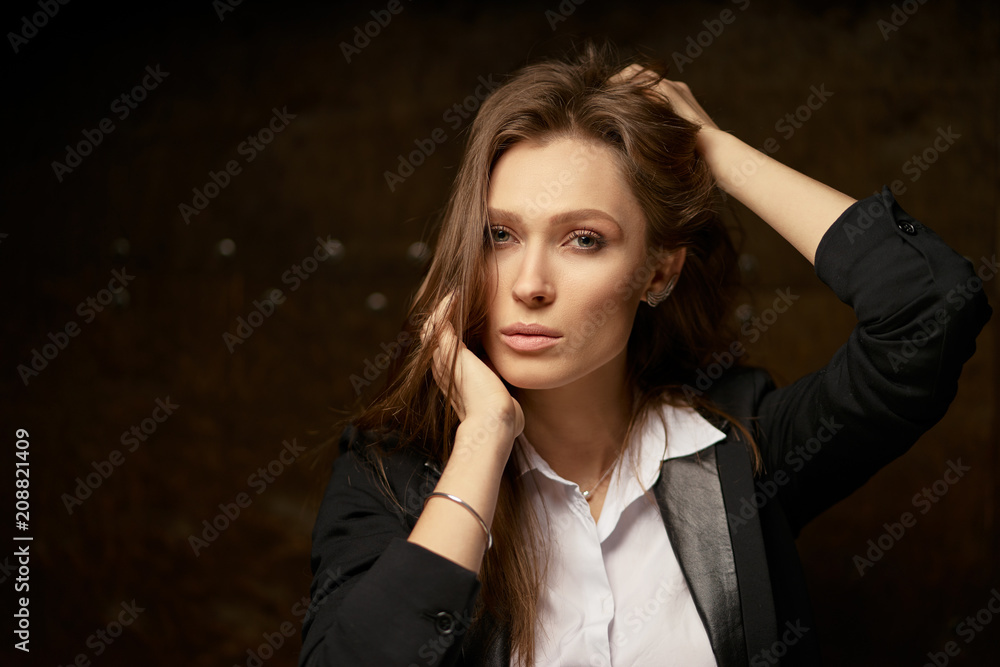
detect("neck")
(514, 350), (635, 489)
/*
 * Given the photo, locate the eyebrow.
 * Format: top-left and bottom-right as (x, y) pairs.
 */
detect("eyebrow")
(487, 207), (623, 232)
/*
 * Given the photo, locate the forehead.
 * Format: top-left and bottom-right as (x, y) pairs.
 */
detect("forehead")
(487, 136), (645, 232)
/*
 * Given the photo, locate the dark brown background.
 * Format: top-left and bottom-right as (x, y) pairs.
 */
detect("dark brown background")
(1, 0), (997, 665)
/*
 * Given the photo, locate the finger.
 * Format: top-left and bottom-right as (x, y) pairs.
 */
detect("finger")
(421, 291), (467, 419)
(432, 319), (466, 420)
(609, 63), (645, 84)
(612, 63), (671, 87)
(420, 290), (455, 346)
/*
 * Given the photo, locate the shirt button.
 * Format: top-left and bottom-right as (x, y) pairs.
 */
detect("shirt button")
(897, 221), (917, 235)
(432, 611), (456, 635)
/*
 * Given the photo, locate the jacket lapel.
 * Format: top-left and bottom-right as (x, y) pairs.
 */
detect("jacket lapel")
(451, 419), (778, 667)
(655, 444), (749, 667)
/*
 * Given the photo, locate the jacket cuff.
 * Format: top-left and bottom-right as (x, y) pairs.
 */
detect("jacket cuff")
(333, 537), (482, 662)
(811, 185), (984, 323)
(815, 186), (916, 298)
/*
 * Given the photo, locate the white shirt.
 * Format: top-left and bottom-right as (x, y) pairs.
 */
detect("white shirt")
(511, 402), (727, 667)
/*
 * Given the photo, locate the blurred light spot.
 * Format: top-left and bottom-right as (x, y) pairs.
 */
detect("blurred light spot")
(114, 289), (131, 308)
(367, 292), (387, 311)
(323, 238), (345, 261)
(735, 303), (754, 323)
(217, 239), (236, 257)
(407, 241), (429, 263)
(738, 253), (758, 274)
(111, 238), (130, 257)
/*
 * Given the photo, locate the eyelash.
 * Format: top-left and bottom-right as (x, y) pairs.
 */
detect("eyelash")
(486, 225), (608, 253)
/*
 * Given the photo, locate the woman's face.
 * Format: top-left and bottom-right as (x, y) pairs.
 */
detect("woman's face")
(481, 135), (679, 390)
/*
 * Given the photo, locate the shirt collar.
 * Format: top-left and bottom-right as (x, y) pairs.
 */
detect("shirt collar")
(514, 402), (728, 486)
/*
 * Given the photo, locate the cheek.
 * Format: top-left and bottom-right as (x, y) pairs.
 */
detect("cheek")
(559, 268), (641, 349)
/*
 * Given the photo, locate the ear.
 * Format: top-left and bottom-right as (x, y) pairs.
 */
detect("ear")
(641, 246), (686, 303)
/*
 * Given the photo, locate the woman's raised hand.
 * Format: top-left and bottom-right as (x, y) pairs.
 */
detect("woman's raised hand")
(419, 291), (524, 440)
(612, 64), (720, 133)
(612, 63), (854, 265)
(409, 291), (523, 571)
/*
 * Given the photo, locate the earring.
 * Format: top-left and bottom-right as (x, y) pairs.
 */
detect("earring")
(646, 275), (678, 308)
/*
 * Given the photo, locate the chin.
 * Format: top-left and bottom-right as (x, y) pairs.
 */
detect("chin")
(489, 353), (578, 391)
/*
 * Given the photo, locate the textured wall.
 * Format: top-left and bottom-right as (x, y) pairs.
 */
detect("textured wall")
(2, 0), (997, 665)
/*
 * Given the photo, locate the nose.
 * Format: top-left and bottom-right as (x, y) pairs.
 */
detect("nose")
(511, 245), (554, 306)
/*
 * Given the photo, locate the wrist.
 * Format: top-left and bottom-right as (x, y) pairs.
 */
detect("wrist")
(695, 125), (729, 152)
(696, 129), (760, 194)
(453, 411), (516, 464)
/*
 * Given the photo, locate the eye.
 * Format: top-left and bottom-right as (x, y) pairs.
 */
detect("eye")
(486, 225), (514, 245)
(567, 228), (607, 252)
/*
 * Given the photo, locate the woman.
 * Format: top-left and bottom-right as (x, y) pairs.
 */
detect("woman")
(298, 43), (991, 666)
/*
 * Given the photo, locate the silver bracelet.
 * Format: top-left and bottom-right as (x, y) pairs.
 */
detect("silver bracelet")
(422, 492), (493, 551)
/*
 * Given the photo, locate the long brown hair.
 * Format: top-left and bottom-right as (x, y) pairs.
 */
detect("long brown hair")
(344, 41), (757, 665)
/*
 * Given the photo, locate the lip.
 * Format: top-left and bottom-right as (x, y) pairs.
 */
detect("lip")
(500, 333), (561, 352)
(499, 322), (562, 336)
(499, 322), (562, 352)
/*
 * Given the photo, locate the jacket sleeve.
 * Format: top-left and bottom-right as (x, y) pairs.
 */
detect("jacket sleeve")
(298, 425), (482, 667)
(747, 186), (992, 534)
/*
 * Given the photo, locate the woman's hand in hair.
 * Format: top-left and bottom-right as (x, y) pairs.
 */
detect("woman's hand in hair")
(420, 291), (525, 440)
(612, 64), (720, 133)
(411, 293), (522, 571)
(611, 65), (854, 264)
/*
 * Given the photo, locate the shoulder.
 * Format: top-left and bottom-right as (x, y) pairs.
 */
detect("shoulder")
(328, 423), (437, 520)
(703, 365), (776, 421)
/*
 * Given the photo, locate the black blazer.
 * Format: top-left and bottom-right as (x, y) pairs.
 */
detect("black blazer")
(299, 188), (992, 666)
